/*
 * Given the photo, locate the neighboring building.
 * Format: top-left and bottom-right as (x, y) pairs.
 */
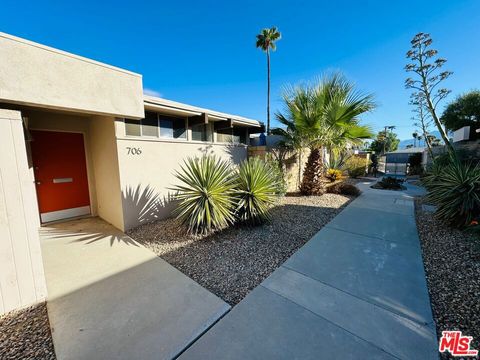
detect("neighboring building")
(0, 32), (262, 314)
(378, 147), (427, 176)
(451, 125), (480, 160)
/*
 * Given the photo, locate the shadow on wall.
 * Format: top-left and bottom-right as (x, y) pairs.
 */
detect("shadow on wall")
(197, 143), (246, 165)
(198, 144), (215, 157)
(223, 143), (246, 165)
(122, 184), (176, 230)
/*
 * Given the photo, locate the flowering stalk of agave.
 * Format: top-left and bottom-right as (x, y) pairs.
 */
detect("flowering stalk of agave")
(171, 155), (236, 235)
(234, 157), (280, 225)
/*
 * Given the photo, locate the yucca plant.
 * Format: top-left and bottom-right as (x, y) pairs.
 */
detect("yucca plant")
(425, 154), (480, 227)
(235, 157), (279, 225)
(421, 160), (444, 190)
(172, 156), (236, 235)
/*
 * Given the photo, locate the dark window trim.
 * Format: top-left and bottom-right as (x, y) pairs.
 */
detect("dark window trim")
(124, 112), (187, 140)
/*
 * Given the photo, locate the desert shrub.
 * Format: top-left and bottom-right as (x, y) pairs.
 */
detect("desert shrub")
(172, 155), (236, 235)
(344, 156), (367, 178)
(326, 168), (344, 182)
(234, 157), (280, 224)
(374, 176), (405, 190)
(423, 154), (480, 227)
(265, 152), (287, 196)
(327, 182), (361, 196)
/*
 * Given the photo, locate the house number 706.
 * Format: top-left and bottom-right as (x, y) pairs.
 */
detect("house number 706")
(127, 147), (142, 155)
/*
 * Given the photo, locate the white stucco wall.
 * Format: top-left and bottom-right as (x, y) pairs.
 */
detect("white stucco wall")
(0, 32), (144, 119)
(90, 116), (125, 230)
(115, 120), (248, 230)
(0, 109), (47, 315)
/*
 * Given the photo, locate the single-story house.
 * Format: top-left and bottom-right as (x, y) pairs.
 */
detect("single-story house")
(0, 32), (263, 315)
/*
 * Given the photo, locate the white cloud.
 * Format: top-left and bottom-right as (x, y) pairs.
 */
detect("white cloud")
(143, 88), (163, 97)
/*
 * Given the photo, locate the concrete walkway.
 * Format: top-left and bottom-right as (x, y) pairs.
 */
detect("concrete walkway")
(41, 217), (230, 360)
(180, 180), (438, 359)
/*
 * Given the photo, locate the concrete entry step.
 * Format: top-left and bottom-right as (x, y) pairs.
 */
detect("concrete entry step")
(40, 217), (230, 360)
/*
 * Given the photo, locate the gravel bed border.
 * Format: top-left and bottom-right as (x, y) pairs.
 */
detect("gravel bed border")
(0, 302), (56, 360)
(415, 198), (480, 357)
(128, 193), (355, 305)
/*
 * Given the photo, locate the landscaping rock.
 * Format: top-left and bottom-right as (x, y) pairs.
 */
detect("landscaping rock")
(128, 194), (353, 305)
(415, 199), (480, 358)
(0, 302), (55, 360)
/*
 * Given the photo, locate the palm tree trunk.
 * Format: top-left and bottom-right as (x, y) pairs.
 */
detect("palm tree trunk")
(300, 147), (325, 195)
(267, 49), (271, 135)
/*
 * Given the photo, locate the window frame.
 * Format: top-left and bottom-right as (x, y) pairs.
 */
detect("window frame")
(123, 112), (188, 141)
(190, 123), (213, 143)
(216, 126), (248, 145)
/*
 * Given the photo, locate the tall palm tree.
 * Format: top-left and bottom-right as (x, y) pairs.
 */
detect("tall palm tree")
(256, 27), (281, 135)
(276, 73), (375, 195)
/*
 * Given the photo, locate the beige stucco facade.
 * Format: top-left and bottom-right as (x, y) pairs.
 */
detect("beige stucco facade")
(90, 117), (125, 230)
(115, 119), (248, 230)
(0, 32), (261, 315)
(0, 32), (144, 119)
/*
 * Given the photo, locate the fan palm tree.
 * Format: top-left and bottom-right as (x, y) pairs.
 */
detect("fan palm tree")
(276, 73), (375, 195)
(256, 26), (281, 135)
(417, 135), (423, 147)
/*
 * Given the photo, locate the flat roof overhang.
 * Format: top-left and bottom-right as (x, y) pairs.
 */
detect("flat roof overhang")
(143, 96), (263, 130)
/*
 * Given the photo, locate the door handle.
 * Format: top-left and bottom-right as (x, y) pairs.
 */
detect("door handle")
(35, 181), (41, 185)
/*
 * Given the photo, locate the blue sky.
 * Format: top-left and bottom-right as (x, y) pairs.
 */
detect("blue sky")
(1, 0), (479, 140)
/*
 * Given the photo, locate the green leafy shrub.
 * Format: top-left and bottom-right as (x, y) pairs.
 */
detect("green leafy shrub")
(327, 182), (361, 196)
(234, 157), (280, 224)
(172, 156), (236, 235)
(423, 154), (480, 227)
(326, 168), (344, 182)
(344, 156), (366, 178)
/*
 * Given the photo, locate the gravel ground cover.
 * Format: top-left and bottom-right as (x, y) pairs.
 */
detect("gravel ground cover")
(415, 199), (480, 356)
(128, 194), (354, 305)
(0, 302), (56, 360)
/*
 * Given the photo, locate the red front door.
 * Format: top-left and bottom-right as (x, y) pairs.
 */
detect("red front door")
(30, 130), (91, 223)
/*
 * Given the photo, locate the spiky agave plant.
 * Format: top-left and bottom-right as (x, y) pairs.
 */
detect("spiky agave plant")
(235, 157), (279, 225)
(172, 155), (236, 235)
(425, 155), (480, 227)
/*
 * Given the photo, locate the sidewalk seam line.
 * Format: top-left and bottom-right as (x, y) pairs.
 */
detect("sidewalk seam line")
(323, 225), (422, 250)
(281, 264), (430, 327)
(172, 305), (231, 359)
(259, 284), (402, 360)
